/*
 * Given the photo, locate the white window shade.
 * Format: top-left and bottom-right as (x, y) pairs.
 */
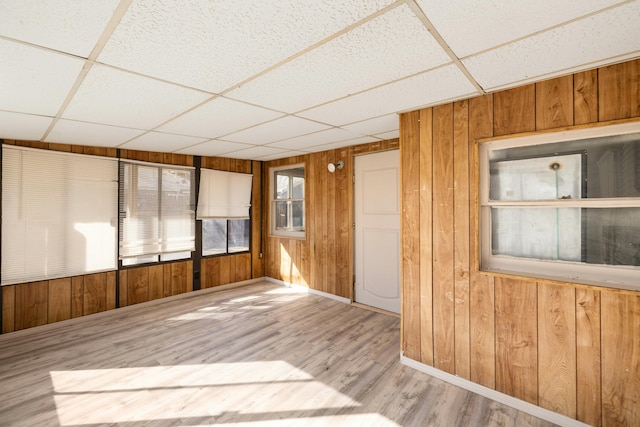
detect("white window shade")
(197, 169), (252, 219)
(2, 146), (118, 286)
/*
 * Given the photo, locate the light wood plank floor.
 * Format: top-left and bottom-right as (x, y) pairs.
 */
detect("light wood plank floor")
(0, 281), (556, 427)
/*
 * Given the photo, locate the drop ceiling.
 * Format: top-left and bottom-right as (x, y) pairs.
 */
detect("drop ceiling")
(1, 0), (639, 161)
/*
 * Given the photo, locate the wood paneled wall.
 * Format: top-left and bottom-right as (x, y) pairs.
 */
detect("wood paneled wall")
(400, 58), (640, 427)
(1, 144), (264, 333)
(264, 139), (399, 299)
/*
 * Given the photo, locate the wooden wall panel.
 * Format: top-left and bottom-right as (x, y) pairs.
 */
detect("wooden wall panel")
(201, 257), (220, 289)
(149, 265), (164, 301)
(127, 267), (149, 305)
(495, 277), (538, 405)
(599, 59), (640, 122)
(576, 288), (602, 426)
(574, 69), (598, 125)
(536, 75), (574, 130)
(71, 276), (84, 317)
(493, 84), (536, 136)
(601, 292), (640, 427)
(537, 283), (576, 417)
(48, 278), (71, 323)
(453, 100), (470, 379)
(335, 147), (351, 300)
(400, 111), (421, 361)
(118, 271), (128, 308)
(2, 286), (15, 333)
(15, 281), (48, 330)
(432, 104), (455, 374)
(83, 273), (107, 315)
(252, 160), (264, 278)
(419, 108), (434, 366)
(468, 94), (496, 389)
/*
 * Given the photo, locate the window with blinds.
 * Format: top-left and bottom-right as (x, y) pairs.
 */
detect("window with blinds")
(1, 146), (118, 286)
(118, 160), (195, 266)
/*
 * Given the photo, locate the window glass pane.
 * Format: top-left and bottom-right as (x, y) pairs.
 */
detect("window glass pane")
(228, 219), (250, 253)
(275, 201), (288, 230)
(276, 173), (289, 199)
(292, 176), (304, 199)
(203, 219), (227, 256)
(161, 168), (195, 253)
(585, 208), (640, 267)
(292, 201), (304, 230)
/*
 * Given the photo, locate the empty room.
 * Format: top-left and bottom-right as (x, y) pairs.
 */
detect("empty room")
(1, 1), (639, 426)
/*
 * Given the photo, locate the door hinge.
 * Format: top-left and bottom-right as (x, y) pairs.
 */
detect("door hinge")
(352, 174), (355, 183)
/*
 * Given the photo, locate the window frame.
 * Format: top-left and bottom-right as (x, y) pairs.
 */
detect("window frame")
(270, 164), (305, 239)
(201, 218), (251, 257)
(478, 120), (640, 291)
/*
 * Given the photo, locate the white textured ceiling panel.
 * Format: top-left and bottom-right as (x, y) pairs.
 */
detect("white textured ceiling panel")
(0, 111), (52, 141)
(45, 120), (145, 147)
(258, 150), (308, 161)
(222, 116), (330, 145)
(267, 128), (365, 150)
(63, 64), (210, 129)
(342, 114), (398, 136)
(299, 65), (478, 126)
(227, 4), (450, 112)
(416, 0), (624, 58)
(306, 136), (380, 153)
(220, 145), (289, 160)
(0, 40), (84, 116)
(158, 97), (283, 139)
(463, 1), (640, 90)
(0, 0), (120, 57)
(120, 132), (209, 152)
(374, 129), (400, 140)
(174, 140), (254, 157)
(97, 0), (395, 93)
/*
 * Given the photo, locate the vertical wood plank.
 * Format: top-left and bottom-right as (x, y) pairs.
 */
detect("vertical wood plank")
(48, 278), (71, 323)
(400, 110), (421, 361)
(127, 267), (149, 305)
(576, 288), (602, 426)
(251, 161), (264, 278)
(468, 94), (496, 389)
(71, 276), (84, 317)
(536, 75), (574, 130)
(149, 265), (164, 301)
(106, 272), (116, 311)
(15, 281), (48, 330)
(599, 59), (640, 122)
(2, 286), (16, 333)
(170, 262), (190, 295)
(219, 256), (231, 285)
(335, 147), (350, 299)
(118, 271), (128, 308)
(419, 107), (434, 366)
(326, 150), (337, 296)
(495, 277), (538, 405)
(574, 69), (598, 125)
(202, 257), (220, 288)
(83, 273), (106, 315)
(537, 283), (576, 418)
(601, 291), (640, 427)
(493, 85), (536, 136)
(453, 100), (471, 379)
(432, 103), (455, 374)
(163, 264), (172, 298)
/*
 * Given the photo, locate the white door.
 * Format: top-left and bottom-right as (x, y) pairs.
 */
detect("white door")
(354, 150), (400, 313)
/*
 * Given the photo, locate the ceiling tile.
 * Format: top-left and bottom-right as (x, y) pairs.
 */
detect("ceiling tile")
(220, 145), (289, 160)
(267, 128), (365, 150)
(119, 132), (208, 152)
(0, 39), (84, 116)
(98, 0), (395, 93)
(63, 64), (210, 129)
(227, 4), (450, 112)
(0, 111), (52, 141)
(222, 116), (330, 145)
(258, 150), (308, 161)
(45, 119), (145, 147)
(174, 140), (254, 157)
(306, 136), (380, 153)
(374, 129), (400, 140)
(463, 1), (640, 90)
(299, 64), (478, 126)
(342, 114), (398, 136)
(158, 97), (283, 139)
(416, 0), (623, 57)
(0, 0), (120, 57)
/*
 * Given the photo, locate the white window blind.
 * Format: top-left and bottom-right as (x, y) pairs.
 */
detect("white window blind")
(2, 146), (118, 286)
(197, 168), (252, 219)
(119, 160), (195, 261)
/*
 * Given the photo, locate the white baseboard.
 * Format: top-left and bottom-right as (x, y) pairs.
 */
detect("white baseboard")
(264, 277), (352, 304)
(400, 355), (590, 427)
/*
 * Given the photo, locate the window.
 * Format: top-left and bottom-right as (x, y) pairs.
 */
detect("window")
(271, 165), (305, 238)
(2, 146), (118, 285)
(119, 160), (195, 266)
(197, 168), (252, 256)
(479, 121), (640, 290)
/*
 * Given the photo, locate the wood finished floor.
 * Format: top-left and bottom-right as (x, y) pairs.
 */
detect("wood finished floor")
(0, 281), (556, 427)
